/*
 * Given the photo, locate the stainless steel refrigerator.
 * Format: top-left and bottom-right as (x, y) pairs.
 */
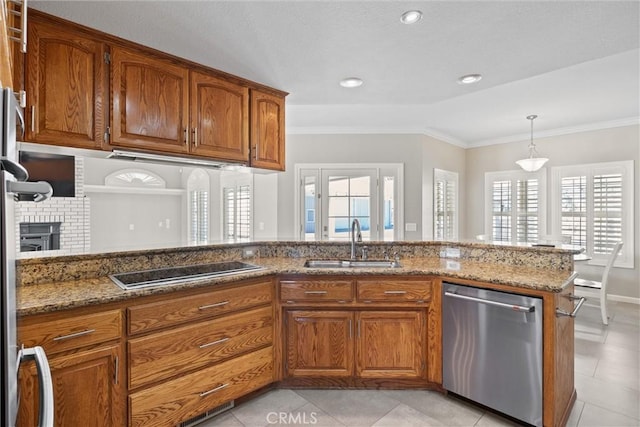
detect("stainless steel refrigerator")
(1, 87), (54, 427)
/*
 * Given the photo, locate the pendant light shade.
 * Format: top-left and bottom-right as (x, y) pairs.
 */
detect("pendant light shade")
(516, 115), (548, 172)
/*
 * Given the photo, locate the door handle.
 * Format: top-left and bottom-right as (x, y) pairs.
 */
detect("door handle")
(444, 291), (535, 313)
(19, 346), (54, 427)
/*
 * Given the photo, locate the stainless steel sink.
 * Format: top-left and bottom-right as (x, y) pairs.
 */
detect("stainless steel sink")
(303, 259), (401, 268)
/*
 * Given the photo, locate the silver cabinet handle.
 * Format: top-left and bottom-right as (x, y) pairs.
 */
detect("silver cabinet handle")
(556, 294), (586, 318)
(198, 337), (229, 349)
(19, 346), (53, 427)
(444, 291), (535, 313)
(30, 105), (35, 132)
(384, 290), (407, 295)
(192, 127), (198, 147)
(199, 383), (228, 397)
(198, 301), (229, 310)
(304, 290), (328, 295)
(183, 128), (189, 145)
(52, 328), (95, 341)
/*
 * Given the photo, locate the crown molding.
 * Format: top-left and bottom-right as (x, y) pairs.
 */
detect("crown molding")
(468, 116), (640, 148)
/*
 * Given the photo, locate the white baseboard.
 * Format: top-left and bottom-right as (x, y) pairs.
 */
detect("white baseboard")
(575, 289), (640, 305)
(608, 294), (640, 305)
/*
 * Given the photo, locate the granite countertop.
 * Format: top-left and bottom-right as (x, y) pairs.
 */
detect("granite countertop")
(17, 256), (577, 316)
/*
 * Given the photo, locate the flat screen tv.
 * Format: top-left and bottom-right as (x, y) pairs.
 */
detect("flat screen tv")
(18, 151), (75, 198)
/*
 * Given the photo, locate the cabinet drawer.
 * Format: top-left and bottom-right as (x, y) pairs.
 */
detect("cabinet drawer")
(357, 280), (431, 302)
(129, 306), (273, 389)
(129, 346), (273, 427)
(280, 280), (354, 302)
(128, 280), (273, 335)
(19, 309), (122, 355)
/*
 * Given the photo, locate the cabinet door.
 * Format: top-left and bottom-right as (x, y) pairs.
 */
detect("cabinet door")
(249, 89), (285, 171)
(285, 311), (353, 377)
(111, 47), (189, 153)
(18, 343), (124, 427)
(190, 71), (249, 161)
(25, 17), (107, 148)
(356, 311), (425, 379)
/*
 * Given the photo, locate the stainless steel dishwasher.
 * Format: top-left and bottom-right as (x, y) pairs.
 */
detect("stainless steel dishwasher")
(442, 282), (543, 427)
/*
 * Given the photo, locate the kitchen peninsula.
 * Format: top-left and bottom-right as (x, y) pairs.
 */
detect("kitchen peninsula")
(16, 241), (579, 427)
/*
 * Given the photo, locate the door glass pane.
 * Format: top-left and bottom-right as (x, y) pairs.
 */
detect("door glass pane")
(303, 176), (317, 241)
(383, 176), (395, 241)
(325, 174), (371, 241)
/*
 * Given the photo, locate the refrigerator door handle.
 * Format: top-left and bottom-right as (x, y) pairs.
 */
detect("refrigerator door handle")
(7, 180), (53, 202)
(19, 346), (54, 427)
(0, 158), (29, 182)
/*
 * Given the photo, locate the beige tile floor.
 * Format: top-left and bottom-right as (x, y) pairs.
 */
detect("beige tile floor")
(201, 301), (639, 427)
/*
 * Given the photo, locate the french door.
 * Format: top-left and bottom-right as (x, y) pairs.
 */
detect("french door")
(299, 165), (400, 241)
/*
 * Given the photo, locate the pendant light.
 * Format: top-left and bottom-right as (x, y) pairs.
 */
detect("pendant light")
(516, 114), (548, 172)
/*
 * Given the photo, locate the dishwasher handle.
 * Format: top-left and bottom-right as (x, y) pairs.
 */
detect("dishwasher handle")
(444, 291), (535, 313)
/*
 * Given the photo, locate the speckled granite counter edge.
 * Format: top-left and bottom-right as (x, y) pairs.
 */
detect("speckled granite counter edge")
(17, 241), (577, 286)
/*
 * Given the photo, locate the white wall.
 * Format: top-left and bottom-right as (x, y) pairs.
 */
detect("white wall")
(465, 124), (640, 300)
(276, 133), (466, 241)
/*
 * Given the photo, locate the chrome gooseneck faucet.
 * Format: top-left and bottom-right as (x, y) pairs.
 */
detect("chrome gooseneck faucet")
(350, 218), (362, 260)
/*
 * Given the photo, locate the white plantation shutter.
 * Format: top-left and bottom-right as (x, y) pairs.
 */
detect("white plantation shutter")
(517, 179), (539, 243)
(434, 169), (458, 241)
(593, 173), (623, 255)
(223, 184), (251, 240)
(485, 170), (546, 245)
(492, 180), (511, 242)
(551, 161), (633, 267)
(560, 176), (587, 247)
(190, 190), (208, 243)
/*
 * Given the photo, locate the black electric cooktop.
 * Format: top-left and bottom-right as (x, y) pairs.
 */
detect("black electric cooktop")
(109, 261), (264, 290)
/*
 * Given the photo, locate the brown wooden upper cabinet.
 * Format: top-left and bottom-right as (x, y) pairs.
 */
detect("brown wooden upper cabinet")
(110, 46), (190, 154)
(21, 11), (287, 170)
(190, 71), (249, 161)
(24, 15), (107, 148)
(250, 89), (285, 171)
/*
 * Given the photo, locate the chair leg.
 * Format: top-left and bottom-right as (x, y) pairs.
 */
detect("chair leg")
(600, 293), (609, 325)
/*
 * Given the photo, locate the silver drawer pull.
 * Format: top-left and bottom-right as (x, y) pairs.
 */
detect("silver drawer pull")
(52, 329), (96, 341)
(199, 383), (229, 397)
(384, 290), (407, 295)
(198, 301), (229, 310)
(198, 337), (229, 349)
(304, 291), (328, 295)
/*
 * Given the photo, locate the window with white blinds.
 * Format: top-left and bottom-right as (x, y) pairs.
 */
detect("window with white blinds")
(434, 169), (458, 241)
(187, 168), (210, 245)
(223, 184), (251, 240)
(551, 161), (633, 267)
(485, 170), (546, 244)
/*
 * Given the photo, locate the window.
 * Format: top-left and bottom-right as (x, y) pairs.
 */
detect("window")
(223, 184), (251, 240)
(551, 161), (634, 267)
(434, 169), (458, 241)
(485, 170), (546, 244)
(296, 164), (403, 241)
(186, 169), (209, 245)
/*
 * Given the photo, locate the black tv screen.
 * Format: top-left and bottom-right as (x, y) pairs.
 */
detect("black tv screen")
(18, 151), (75, 198)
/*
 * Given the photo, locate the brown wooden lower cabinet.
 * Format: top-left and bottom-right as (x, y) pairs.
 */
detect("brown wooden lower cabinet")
(285, 310), (426, 380)
(18, 343), (124, 427)
(129, 346), (273, 427)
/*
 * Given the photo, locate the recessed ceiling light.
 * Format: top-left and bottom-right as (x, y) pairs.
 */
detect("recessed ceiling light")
(457, 74), (483, 85)
(400, 10), (423, 24)
(340, 77), (363, 88)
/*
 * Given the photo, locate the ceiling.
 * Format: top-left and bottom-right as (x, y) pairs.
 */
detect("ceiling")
(30, 1), (640, 147)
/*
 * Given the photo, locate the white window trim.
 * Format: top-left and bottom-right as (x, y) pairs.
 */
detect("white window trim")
(294, 163), (404, 241)
(484, 168), (547, 244)
(550, 160), (634, 268)
(433, 168), (458, 241)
